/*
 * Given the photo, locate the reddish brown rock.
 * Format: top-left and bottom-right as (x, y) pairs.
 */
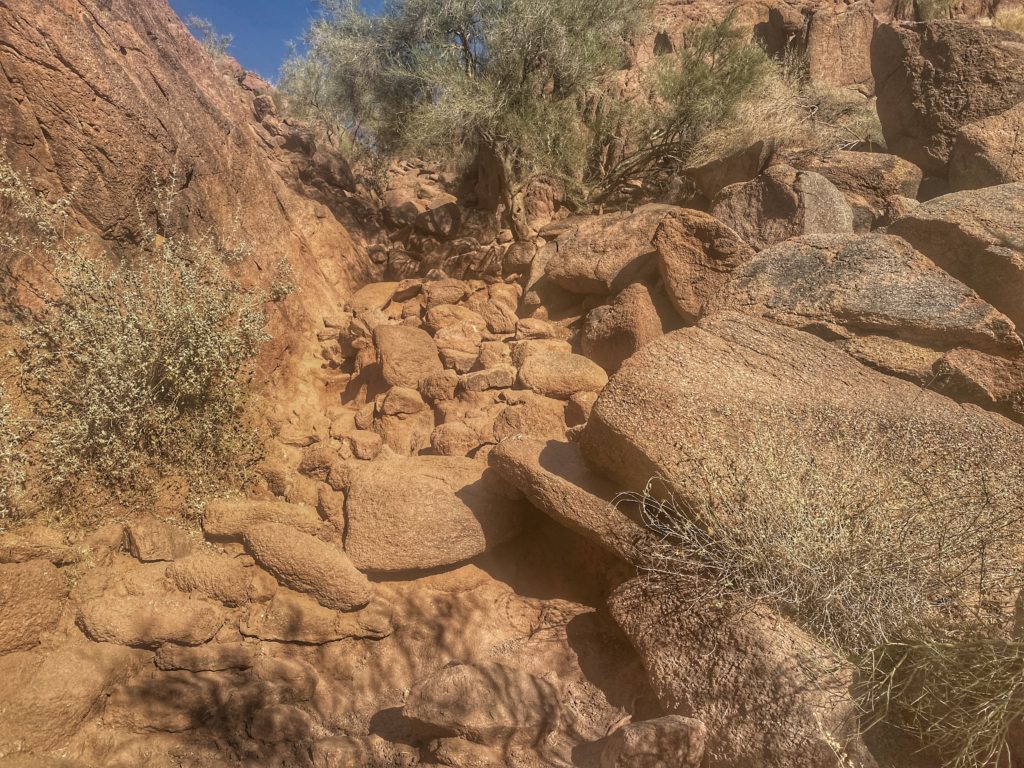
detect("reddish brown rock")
(124, 516), (193, 562)
(950, 101), (1024, 191)
(653, 210), (754, 324)
(0, 560), (67, 655)
(155, 641), (258, 672)
(203, 498), (323, 540)
(77, 587), (226, 648)
(600, 715), (707, 768)
(804, 3), (875, 92)
(933, 347), (1024, 424)
(518, 352), (609, 399)
(582, 283), (669, 373)
(243, 522), (371, 611)
(710, 165), (854, 251)
(166, 552), (277, 607)
(375, 325), (445, 389)
(0, 526), (76, 565)
(872, 21), (1024, 176)
(240, 588), (392, 643)
(343, 456), (528, 572)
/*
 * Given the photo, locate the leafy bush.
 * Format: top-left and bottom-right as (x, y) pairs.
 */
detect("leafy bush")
(0, 159), (270, 508)
(628, 408), (1024, 766)
(283, 0), (651, 236)
(186, 15), (234, 58)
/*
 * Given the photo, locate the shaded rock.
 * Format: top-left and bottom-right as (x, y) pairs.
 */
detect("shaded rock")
(710, 165), (854, 251)
(543, 205), (678, 295)
(711, 233), (1021, 354)
(375, 407), (435, 456)
(492, 396), (568, 443)
(609, 575), (867, 768)
(350, 430), (384, 460)
(344, 456), (527, 572)
(430, 738), (506, 768)
(933, 347), (1024, 424)
(515, 317), (570, 341)
(421, 369), (462, 402)
(381, 386), (427, 416)
(805, 3), (875, 92)
(489, 437), (651, 563)
(203, 498), (322, 540)
(77, 588), (226, 648)
(249, 704), (317, 744)
(240, 588), (392, 643)
(347, 282), (399, 314)
(431, 421), (487, 457)
(687, 141), (772, 200)
(461, 366), (516, 392)
(403, 662), (560, 746)
(243, 522), (371, 611)
(155, 641), (257, 672)
(653, 209), (755, 324)
(887, 183), (1024, 329)
(600, 715), (707, 768)
(416, 201), (463, 241)
(0, 526), (76, 565)
(872, 21), (1024, 176)
(124, 516), (192, 562)
(788, 150), (923, 231)
(518, 352), (609, 399)
(582, 283), (668, 373)
(950, 101), (1024, 191)
(0, 641), (147, 752)
(566, 391), (598, 427)
(0, 560), (67, 655)
(165, 552), (277, 607)
(375, 324), (444, 389)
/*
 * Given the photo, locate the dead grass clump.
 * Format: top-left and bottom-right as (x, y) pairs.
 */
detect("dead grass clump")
(0, 387), (24, 520)
(995, 7), (1024, 37)
(626, 407), (1024, 766)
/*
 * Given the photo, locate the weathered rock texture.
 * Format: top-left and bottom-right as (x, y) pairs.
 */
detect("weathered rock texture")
(872, 21), (1024, 177)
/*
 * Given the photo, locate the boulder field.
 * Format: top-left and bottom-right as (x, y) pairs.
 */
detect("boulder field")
(2, 3), (1024, 768)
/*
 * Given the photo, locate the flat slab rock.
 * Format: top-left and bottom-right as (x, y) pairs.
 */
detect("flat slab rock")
(241, 587), (393, 644)
(343, 456), (529, 572)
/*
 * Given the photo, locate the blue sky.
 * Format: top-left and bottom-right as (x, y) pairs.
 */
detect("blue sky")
(169, 0), (384, 81)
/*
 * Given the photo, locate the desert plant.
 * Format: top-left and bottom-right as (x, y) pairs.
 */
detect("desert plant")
(0, 387), (24, 519)
(995, 7), (1024, 37)
(186, 15), (234, 58)
(0, 158), (269, 507)
(626, 407), (1024, 765)
(284, 0), (651, 237)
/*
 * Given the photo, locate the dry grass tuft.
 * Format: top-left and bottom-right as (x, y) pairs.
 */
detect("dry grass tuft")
(995, 7), (1024, 37)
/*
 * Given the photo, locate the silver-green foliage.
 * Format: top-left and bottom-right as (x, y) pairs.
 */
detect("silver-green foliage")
(186, 15), (234, 58)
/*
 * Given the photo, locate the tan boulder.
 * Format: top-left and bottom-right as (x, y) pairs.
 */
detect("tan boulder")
(653, 209), (755, 324)
(581, 283), (669, 373)
(788, 150), (923, 231)
(492, 394), (568, 443)
(343, 456), (527, 572)
(123, 516), (193, 562)
(543, 205), (679, 295)
(347, 282), (399, 314)
(804, 2), (875, 92)
(165, 552), (277, 607)
(710, 165), (854, 251)
(609, 575), (868, 768)
(431, 421), (487, 457)
(950, 101), (1024, 191)
(76, 586), (226, 648)
(711, 233), (1022, 354)
(420, 369), (461, 402)
(461, 366), (516, 392)
(375, 407), (435, 456)
(0, 560), (67, 655)
(424, 303), (487, 334)
(887, 183), (1024, 329)
(380, 386), (427, 416)
(518, 352), (609, 399)
(402, 662), (560, 747)
(434, 320), (484, 373)
(933, 347), (1024, 425)
(872, 21), (1024, 176)
(600, 715), (707, 768)
(240, 587), (392, 643)
(0, 526), (76, 565)
(203, 498), (322, 540)
(243, 522), (371, 611)
(349, 429), (384, 460)
(374, 324), (444, 389)
(509, 338), (573, 367)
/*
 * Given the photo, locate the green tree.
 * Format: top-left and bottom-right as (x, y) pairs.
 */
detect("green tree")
(283, 0), (651, 238)
(186, 15), (234, 58)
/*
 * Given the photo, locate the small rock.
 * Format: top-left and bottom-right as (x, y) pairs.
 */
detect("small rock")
(381, 386), (427, 416)
(461, 366), (516, 392)
(0, 561), (68, 655)
(350, 430), (384, 460)
(203, 498), (322, 540)
(518, 353), (609, 399)
(123, 516), (192, 562)
(77, 590), (226, 648)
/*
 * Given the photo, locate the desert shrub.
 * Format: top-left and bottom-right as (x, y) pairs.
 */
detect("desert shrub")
(186, 15), (234, 58)
(0, 388), (24, 519)
(995, 7), (1024, 37)
(283, 0), (651, 236)
(0, 159), (269, 507)
(628, 407), (1024, 765)
(599, 19), (882, 199)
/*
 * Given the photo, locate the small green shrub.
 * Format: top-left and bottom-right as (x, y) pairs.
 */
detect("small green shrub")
(0, 159), (269, 508)
(186, 15), (234, 58)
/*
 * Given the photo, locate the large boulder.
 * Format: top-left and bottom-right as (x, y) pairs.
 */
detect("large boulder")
(402, 662), (560, 747)
(203, 498), (323, 540)
(343, 456), (528, 572)
(374, 324), (445, 389)
(600, 715), (707, 768)
(0, 560), (68, 655)
(609, 575), (867, 768)
(710, 233), (1022, 354)
(581, 283), (668, 373)
(580, 313), (1024, 508)
(804, 2), (875, 93)
(518, 352), (609, 399)
(887, 183), (1024, 329)
(243, 522), (371, 611)
(932, 347), (1024, 425)
(0, 641), (147, 753)
(872, 21), (1024, 177)
(653, 209), (755, 324)
(788, 150), (923, 231)
(165, 552), (277, 607)
(710, 164), (854, 251)
(950, 101), (1024, 191)
(543, 205), (679, 295)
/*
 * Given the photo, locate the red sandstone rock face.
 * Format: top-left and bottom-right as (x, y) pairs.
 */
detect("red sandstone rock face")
(0, 0), (374, 407)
